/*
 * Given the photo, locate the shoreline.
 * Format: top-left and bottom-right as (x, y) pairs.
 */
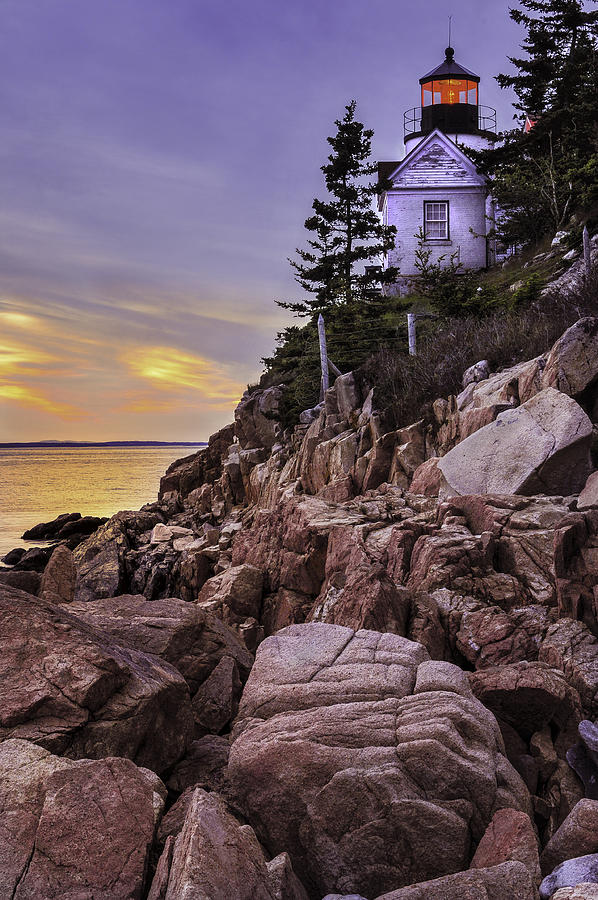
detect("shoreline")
(0, 444), (208, 558)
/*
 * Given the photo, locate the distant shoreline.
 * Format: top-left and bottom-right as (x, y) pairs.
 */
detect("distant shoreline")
(0, 441), (207, 448)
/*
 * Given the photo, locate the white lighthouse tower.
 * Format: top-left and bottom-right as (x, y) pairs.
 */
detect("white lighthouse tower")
(378, 46), (497, 293)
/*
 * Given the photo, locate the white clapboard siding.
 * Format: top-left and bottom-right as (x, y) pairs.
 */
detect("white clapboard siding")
(392, 142), (479, 188)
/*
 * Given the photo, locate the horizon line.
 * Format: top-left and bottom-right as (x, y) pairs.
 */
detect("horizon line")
(0, 440), (208, 448)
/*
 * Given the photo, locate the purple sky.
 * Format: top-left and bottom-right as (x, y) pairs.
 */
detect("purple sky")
(0, 0), (521, 441)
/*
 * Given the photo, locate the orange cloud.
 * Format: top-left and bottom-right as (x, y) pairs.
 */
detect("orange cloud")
(123, 346), (244, 406)
(0, 382), (86, 419)
(0, 309), (91, 419)
(0, 340), (60, 373)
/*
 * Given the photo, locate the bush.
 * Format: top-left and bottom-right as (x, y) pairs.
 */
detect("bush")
(359, 268), (598, 432)
(262, 295), (410, 429)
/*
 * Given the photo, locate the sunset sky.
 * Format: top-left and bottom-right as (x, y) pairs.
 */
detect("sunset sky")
(0, 0), (521, 441)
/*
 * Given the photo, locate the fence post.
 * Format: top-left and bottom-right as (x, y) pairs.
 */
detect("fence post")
(584, 225), (591, 282)
(407, 313), (417, 356)
(318, 314), (329, 400)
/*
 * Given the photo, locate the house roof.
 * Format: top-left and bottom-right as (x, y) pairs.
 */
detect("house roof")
(378, 161), (401, 184)
(420, 48), (479, 84)
(376, 129), (486, 207)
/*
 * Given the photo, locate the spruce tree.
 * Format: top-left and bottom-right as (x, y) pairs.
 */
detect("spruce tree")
(499, 0), (598, 120)
(264, 102), (409, 426)
(280, 100), (398, 318)
(472, 0), (598, 246)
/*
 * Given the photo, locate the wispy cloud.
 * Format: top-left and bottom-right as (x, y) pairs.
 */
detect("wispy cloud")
(0, 382), (86, 419)
(124, 345), (244, 406)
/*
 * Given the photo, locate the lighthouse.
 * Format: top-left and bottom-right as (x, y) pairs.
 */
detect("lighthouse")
(378, 47), (497, 294)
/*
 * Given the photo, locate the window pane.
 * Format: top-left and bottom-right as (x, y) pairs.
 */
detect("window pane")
(422, 82), (433, 107)
(425, 202), (449, 239)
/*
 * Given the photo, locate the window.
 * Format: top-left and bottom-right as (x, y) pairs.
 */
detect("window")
(424, 201), (449, 240)
(420, 80), (478, 106)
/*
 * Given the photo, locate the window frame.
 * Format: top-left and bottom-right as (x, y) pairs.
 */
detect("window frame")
(423, 200), (450, 241)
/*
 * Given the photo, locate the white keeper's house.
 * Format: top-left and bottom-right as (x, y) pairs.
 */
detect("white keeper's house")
(378, 46), (498, 294)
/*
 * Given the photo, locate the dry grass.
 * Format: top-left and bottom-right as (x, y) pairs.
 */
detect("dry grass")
(360, 268), (598, 431)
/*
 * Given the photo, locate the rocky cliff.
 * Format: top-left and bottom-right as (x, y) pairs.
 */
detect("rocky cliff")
(5, 316), (598, 898)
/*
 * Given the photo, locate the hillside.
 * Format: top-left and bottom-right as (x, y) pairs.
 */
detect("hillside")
(2, 241), (598, 898)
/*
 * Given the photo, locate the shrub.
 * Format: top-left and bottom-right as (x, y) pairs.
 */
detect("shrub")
(359, 267), (598, 431)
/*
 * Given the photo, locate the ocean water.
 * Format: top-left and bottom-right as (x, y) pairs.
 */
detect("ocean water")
(0, 445), (205, 558)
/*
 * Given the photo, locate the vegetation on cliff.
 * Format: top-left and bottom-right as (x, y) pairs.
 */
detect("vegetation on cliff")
(262, 0), (598, 430)
(263, 100), (409, 425)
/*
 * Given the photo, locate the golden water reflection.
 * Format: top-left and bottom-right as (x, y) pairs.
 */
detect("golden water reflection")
(0, 445), (204, 556)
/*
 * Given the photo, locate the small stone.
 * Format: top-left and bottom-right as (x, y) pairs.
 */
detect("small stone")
(542, 800), (598, 876)
(192, 656), (242, 736)
(166, 735), (230, 795)
(1, 547), (26, 565)
(578, 472), (598, 509)
(541, 854), (598, 899)
(39, 544), (76, 604)
(462, 359), (490, 388)
(322, 896), (368, 900)
(553, 885), (598, 899)
(470, 808), (540, 884)
(568, 720), (598, 800)
(150, 523), (192, 543)
(150, 523), (171, 542)
(530, 727), (558, 783)
(267, 852), (310, 900)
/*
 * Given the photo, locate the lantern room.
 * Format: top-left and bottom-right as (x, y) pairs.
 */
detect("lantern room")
(420, 47), (479, 134)
(421, 76), (478, 109)
(403, 47), (496, 151)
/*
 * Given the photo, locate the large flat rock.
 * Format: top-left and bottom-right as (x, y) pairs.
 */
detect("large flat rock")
(0, 585), (193, 773)
(438, 388), (592, 496)
(228, 624), (531, 899)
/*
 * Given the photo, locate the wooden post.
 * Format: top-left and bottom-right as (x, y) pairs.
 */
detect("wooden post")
(318, 314), (329, 400)
(584, 225), (591, 282)
(407, 313), (417, 357)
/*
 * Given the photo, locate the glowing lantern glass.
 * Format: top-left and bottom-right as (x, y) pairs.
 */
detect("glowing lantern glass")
(421, 79), (479, 107)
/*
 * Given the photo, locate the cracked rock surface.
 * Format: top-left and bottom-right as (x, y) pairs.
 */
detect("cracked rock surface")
(0, 738), (162, 900)
(437, 388), (593, 497)
(228, 623), (531, 899)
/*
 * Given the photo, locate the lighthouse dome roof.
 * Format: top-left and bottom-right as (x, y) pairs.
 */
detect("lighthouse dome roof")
(419, 47), (480, 84)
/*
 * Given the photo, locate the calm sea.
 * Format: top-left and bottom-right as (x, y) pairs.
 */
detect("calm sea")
(0, 445), (205, 558)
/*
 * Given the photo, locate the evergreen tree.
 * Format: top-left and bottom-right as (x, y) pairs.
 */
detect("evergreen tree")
(498, 0), (598, 125)
(471, 0), (598, 247)
(263, 102), (410, 426)
(280, 100), (398, 318)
